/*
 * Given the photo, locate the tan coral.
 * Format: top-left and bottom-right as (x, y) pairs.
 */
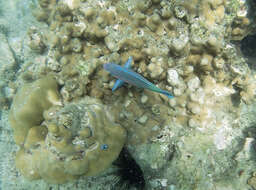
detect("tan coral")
(248, 172), (256, 189)
(9, 76), (61, 145)
(14, 95), (126, 184)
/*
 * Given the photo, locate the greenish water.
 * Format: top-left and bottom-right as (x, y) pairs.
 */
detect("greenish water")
(0, 0), (256, 190)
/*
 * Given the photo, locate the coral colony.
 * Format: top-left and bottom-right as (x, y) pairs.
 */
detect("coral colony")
(3, 0), (256, 189)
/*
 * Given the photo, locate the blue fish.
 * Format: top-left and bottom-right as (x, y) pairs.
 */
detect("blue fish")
(112, 56), (132, 91)
(103, 57), (174, 98)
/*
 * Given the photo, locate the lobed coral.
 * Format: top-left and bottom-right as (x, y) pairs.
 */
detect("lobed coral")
(9, 77), (126, 184)
(9, 76), (61, 145)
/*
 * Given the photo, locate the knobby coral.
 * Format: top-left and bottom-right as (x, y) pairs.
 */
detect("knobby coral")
(9, 77), (126, 184)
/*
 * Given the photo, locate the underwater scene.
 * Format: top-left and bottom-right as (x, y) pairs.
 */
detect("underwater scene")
(0, 0), (256, 189)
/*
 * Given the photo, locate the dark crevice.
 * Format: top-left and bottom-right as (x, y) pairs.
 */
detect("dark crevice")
(241, 34), (256, 58)
(231, 84), (241, 107)
(113, 148), (145, 190)
(240, 33), (256, 70)
(232, 0), (256, 70)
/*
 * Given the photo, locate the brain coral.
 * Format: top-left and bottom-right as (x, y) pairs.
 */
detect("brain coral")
(9, 77), (126, 184)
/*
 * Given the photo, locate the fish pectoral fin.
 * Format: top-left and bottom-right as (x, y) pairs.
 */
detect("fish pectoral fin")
(112, 79), (125, 92)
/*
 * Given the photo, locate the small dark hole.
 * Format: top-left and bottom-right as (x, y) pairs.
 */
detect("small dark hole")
(113, 148), (145, 190)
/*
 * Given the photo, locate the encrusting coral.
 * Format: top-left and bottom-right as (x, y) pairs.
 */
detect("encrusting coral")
(10, 77), (126, 184)
(8, 76), (61, 145)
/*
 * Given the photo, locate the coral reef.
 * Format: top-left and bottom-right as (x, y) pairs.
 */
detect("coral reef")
(1, 0), (256, 189)
(9, 77), (126, 184)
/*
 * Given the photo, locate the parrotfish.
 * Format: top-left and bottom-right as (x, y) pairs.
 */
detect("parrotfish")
(103, 57), (174, 98)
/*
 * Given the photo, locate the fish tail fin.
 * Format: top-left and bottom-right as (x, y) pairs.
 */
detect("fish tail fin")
(160, 90), (174, 99)
(149, 85), (174, 99)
